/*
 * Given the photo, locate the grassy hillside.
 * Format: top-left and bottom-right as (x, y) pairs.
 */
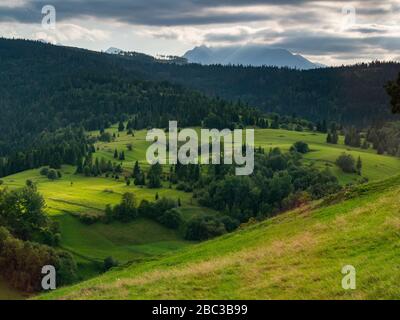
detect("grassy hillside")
(39, 175), (400, 300)
(1, 127), (398, 264)
(0, 165), (199, 278)
(2, 126), (400, 299)
(254, 129), (400, 184)
(93, 125), (400, 185)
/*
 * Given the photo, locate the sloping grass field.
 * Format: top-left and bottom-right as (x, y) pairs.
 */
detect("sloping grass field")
(2, 126), (400, 299)
(254, 129), (400, 184)
(39, 175), (400, 300)
(0, 166), (197, 279)
(94, 125), (400, 184)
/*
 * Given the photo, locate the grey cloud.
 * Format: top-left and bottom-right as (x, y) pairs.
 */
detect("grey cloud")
(271, 34), (366, 54)
(364, 36), (400, 51)
(351, 26), (388, 34)
(204, 28), (281, 43)
(0, 0), (397, 62)
(151, 31), (180, 40)
(0, 0), (294, 25)
(269, 31), (400, 56)
(0, 0), (362, 26)
(356, 7), (393, 16)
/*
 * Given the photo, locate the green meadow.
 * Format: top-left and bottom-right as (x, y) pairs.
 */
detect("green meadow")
(254, 129), (400, 184)
(93, 125), (400, 184)
(39, 175), (400, 300)
(2, 126), (400, 299)
(0, 166), (197, 279)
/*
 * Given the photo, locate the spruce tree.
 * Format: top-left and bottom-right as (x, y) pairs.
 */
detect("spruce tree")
(326, 133), (332, 143)
(76, 158), (83, 174)
(118, 121), (125, 132)
(356, 156), (362, 175)
(332, 131), (339, 144)
(133, 161), (140, 178)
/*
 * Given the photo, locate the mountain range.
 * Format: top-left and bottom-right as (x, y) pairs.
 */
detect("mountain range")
(183, 45), (323, 69)
(105, 44), (323, 69)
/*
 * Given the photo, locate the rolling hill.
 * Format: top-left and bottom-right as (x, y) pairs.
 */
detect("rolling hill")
(2, 124), (400, 299)
(1, 38), (400, 300)
(1, 38), (400, 137)
(38, 174), (400, 300)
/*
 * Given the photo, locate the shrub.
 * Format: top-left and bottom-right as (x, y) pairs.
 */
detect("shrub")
(185, 216), (227, 241)
(78, 213), (101, 225)
(281, 191), (311, 211)
(158, 208), (182, 229)
(103, 256), (119, 272)
(114, 192), (138, 221)
(219, 215), (240, 232)
(47, 169), (58, 180)
(335, 153), (356, 173)
(291, 141), (309, 153)
(98, 132), (112, 142)
(39, 167), (49, 176)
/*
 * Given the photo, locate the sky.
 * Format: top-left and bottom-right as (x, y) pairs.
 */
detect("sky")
(0, 0), (400, 66)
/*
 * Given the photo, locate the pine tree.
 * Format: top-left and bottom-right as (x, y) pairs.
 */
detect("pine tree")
(133, 160), (140, 178)
(113, 149), (118, 159)
(332, 131), (339, 144)
(271, 118), (279, 129)
(326, 133), (332, 143)
(148, 163), (162, 188)
(76, 158), (83, 174)
(321, 120), (327, 133)
(118, 121), (125, 132)
(107, 160), (113, 172)
(344, 133), (351, 146)
(95, 158), (101, 175)
(356, 156), (362, 175)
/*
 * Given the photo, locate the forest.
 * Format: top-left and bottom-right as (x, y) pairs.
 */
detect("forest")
(0, 38), (260, 159)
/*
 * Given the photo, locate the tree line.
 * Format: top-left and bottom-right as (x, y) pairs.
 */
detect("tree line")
(0, 182), (77, 292)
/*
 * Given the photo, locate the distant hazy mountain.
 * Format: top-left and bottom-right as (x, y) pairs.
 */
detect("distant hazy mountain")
(105, 47), (123, 55)
(104, 47), (187, 64)
(183, 45), (323, 69)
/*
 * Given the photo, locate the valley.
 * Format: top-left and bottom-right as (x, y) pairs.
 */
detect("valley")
(0, 0), (399, 304)
(39, 173), (400, 300)
(1, 123), (400, 299)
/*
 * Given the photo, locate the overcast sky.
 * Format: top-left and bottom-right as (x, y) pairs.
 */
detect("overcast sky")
(1, 0), (400, 65)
